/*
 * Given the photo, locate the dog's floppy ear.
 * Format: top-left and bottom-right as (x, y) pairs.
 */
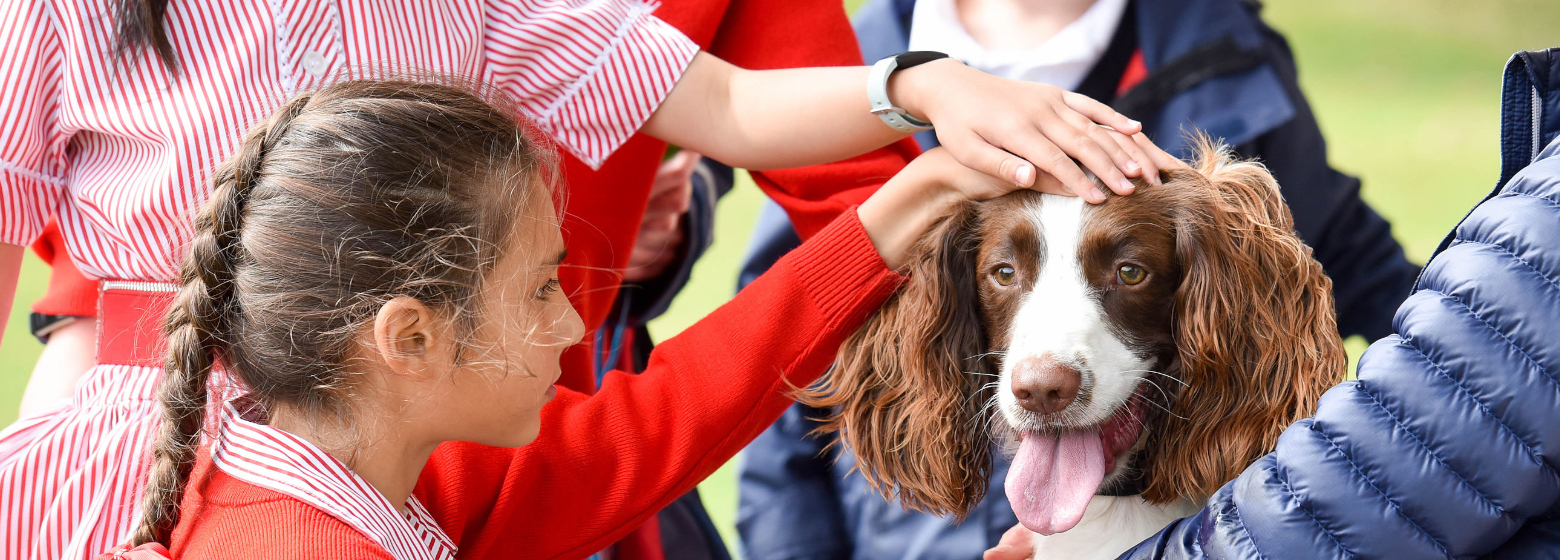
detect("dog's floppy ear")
(802, 201), (997, 518)
(1138, 138), (1347, 503)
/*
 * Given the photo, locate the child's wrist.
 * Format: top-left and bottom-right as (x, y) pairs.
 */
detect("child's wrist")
(887, 58), (962, 126)
(858, 162), (962, 269)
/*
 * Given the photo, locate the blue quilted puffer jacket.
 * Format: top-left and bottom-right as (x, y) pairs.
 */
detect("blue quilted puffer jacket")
(1122, 48), (1560, 560)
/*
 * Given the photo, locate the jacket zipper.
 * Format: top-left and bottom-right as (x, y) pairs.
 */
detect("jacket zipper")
(1533, 85), (1543, 163)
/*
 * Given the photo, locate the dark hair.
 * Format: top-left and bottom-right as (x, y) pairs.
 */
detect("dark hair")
(130, 78), (555, 545)
(114, 0), (179, 76)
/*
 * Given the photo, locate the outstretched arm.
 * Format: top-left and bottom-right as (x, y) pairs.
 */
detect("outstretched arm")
(416, 149), (1050, 559)
(420, 210), (900, 560)
(645, 53), (1178, 203)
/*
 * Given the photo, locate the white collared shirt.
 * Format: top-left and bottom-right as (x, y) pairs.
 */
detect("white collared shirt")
(908, 0), (1128, 90)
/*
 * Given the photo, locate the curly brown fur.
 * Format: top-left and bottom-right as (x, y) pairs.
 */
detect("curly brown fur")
(1135, 138), (1346, 502)
(800, 204), (1000, 518)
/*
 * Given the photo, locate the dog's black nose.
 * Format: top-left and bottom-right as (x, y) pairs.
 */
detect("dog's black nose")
(1010, 356), (1081, 415)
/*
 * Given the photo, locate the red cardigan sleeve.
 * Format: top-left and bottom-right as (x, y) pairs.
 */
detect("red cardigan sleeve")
(413, 210), (902, 559)
(658, 0), (922, 240)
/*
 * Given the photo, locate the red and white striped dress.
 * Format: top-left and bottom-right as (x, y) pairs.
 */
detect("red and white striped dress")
(0, 1), (696, 558)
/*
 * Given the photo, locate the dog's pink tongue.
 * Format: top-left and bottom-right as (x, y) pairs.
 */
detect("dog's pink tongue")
(1005, 430), (1106, 535)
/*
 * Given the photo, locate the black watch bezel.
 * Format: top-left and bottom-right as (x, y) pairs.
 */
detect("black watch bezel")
(892, 51), (950, 71)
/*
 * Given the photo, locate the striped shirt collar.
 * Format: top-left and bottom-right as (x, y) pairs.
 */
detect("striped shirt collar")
(210, 401), (457, 560)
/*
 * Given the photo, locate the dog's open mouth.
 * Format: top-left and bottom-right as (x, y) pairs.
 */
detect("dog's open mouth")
(1004, 390), (1147, 535)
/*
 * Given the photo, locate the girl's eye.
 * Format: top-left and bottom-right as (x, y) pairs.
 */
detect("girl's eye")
(534, 278), (562, 300)
(1117, 264), (1147, 285)
(993, 266), (1017, 287)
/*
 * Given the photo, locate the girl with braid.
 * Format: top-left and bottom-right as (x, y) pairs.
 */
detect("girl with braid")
(0, 2), (1177, 558)
(100, 78), (1042, 558)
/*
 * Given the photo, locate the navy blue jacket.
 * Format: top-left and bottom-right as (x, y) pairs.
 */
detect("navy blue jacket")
(1121, 46), (1560, 560)
(737, 1), (1422, 558)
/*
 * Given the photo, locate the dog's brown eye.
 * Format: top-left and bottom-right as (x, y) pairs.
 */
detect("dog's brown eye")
(1117, 264), (1147, 285)
(994, 266), (1017, 286)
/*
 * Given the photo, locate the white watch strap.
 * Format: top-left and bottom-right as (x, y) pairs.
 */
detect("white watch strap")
(868, 56), (934, 132)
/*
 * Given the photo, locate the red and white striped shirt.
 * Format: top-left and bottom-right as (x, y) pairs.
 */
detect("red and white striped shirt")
(0, 2), (696, 558)
(0, 0), (697, 276)
(211, 401), (456, 560)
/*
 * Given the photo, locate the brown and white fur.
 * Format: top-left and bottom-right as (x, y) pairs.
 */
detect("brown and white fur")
(803, 141), (1346, 559)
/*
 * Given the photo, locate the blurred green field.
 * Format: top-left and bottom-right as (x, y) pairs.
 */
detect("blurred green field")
(1, 0), (1555, 555)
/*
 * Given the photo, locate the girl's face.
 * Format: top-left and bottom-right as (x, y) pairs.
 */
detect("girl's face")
(432, 200), (583, 448)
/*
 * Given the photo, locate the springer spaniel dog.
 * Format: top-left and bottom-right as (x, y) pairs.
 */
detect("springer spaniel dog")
(804, 141), (1346, 559)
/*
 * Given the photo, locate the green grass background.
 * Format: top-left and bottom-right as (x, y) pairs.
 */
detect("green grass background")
(2, 0), (1555, 554)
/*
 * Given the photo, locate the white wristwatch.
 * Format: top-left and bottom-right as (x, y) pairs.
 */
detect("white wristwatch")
(867, 51), (949, 132)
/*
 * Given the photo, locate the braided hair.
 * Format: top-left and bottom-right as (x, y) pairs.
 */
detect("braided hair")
(131, 78), (554, 545)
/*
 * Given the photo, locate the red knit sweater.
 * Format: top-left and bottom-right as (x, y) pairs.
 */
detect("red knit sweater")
(166, 212), (903, 559)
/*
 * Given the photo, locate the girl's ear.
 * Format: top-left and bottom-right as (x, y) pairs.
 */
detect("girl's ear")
(802, 202), (997, 518)
(373, 297), (444, 376)
(1138, 140), (1347, 503)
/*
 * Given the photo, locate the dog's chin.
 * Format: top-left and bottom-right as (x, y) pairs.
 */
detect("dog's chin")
(997, 387), (1153, 535)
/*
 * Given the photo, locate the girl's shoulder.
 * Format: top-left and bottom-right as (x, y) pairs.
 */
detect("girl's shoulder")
(167, 453), (394, 560)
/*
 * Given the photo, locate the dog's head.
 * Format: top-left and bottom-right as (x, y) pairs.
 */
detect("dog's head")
(804, 140), (1345, 533)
